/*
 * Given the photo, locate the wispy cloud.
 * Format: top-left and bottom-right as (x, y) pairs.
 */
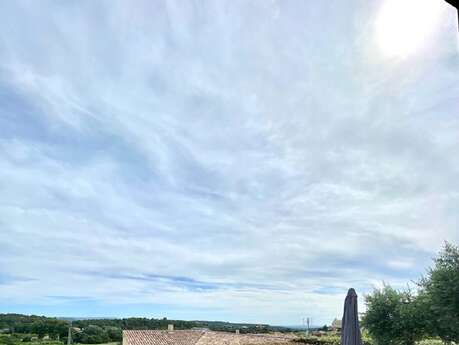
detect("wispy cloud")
(0, 0), (458, 325)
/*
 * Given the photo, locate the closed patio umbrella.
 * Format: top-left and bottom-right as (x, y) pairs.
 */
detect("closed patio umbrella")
(341, 288), (362, 345)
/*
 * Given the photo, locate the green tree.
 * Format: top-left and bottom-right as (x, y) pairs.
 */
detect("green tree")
(362, 285), (426, 345)
(78, 325), (109, 344)
(31, 321), (48, 339)
(104, 327), (122, 342)
(419, 242), (459, 344)
(0, 335), (18, 345)
(47, 320), (68, 340)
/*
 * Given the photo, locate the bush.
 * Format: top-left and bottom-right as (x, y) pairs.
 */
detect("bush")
(104, 327), (122, 342)
(0, 335), (20, 345)
(294, 334), (373, 345)
(73, 325), (110, 344)
(419, 242), (459, 343)
(362, 285), (426, 345)
(415, 339), (443, 345)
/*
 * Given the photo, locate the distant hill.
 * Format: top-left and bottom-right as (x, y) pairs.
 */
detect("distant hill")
(69, 316), (294, 333)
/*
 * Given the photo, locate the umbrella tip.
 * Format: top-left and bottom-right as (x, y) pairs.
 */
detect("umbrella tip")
(347, 288), (357, 296)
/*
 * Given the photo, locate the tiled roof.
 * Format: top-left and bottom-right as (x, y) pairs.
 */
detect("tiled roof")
(197, 332), (293, 345)
(123, 330), (294, 345)
(123, 330), (204, 345)
(331, 319), (342, 328)
(196, 332), (239, 345)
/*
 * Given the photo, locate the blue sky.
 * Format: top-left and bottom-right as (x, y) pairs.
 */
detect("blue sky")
(0, 0), (458, 326)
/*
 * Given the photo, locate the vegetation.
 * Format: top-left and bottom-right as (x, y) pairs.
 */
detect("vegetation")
(294, 332), (373, 345)
(71, 325), (120, 344)
(0, 314), (293, 344)
(415, 340), (444, 345)
(0, 315), (68, 340)
(362, 242), (459, 345)
(0, 335), (62, 345)
(362, 285), (426, 345)
(419, 242), (459, 343)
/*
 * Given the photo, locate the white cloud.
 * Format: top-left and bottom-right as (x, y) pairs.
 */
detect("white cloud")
(0, 0), (458, 326)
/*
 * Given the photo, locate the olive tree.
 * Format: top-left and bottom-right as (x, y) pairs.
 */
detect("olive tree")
(419, 242), (459, 344)
(362, 285), (426, 345)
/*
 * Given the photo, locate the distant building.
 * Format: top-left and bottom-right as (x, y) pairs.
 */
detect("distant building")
(330, 319), (342, 331)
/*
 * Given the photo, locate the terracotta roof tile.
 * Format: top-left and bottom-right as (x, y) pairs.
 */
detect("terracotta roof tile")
(123, 330), (294, 345)
(123, 330), (204, 345)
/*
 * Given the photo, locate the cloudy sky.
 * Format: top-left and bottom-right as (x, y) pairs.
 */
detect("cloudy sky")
(0, 0), (458, 326)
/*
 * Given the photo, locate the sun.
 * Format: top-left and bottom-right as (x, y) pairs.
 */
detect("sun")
(375, 0), (446, 58)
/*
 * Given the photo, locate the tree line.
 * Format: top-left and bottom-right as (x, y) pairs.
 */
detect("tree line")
(0, 315), (68, 340)
(362, 242), (459, 345)
(0, 314), (288, 344)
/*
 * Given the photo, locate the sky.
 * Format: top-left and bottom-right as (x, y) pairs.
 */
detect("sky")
(0, 0), (458, 326)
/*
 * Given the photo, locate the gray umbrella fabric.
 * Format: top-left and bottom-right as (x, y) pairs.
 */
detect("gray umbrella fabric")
(341, 288), (362, 345)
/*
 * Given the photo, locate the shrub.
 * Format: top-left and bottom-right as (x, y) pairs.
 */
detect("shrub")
(294, 334), (373, 345)
(419, 242), (459, 343)
(0, 335), (20, 345)
(415, 339), (443, 345)
(362, 285), (426, 345)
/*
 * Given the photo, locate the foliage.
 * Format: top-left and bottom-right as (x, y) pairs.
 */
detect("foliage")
(361, 242), (459, 345)
(0, 316), (68, 340)
(0, 336), (62, 345)
(71, 318), (287, 334)
(0, 335), (20, 345)
(360, 329), (374, 345)
(103, 328), (121, 342)
(73, 326), (109, 344)
(415, 339), (443, 345)
(294, 334), (373, 345)
(71, 325), (121, 344)
(361, 285), (426, 345)
(419, 242), (459, 343)
(0, 314), (293, 344)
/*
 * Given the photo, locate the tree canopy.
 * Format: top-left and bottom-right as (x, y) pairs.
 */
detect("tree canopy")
(362, 242), (459, 345)
(419, 242), (459, 343)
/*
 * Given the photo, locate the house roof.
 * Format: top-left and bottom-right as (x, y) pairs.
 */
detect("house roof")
(123, 330), (294, 345)
(331, 319), (342, 328)
(123, 330), (204, 345)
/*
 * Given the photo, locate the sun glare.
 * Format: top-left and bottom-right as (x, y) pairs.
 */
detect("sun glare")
(375, 0), (446, 58)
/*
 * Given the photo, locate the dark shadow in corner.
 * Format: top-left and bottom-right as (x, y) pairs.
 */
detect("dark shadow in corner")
(444, 0), (459, 30)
